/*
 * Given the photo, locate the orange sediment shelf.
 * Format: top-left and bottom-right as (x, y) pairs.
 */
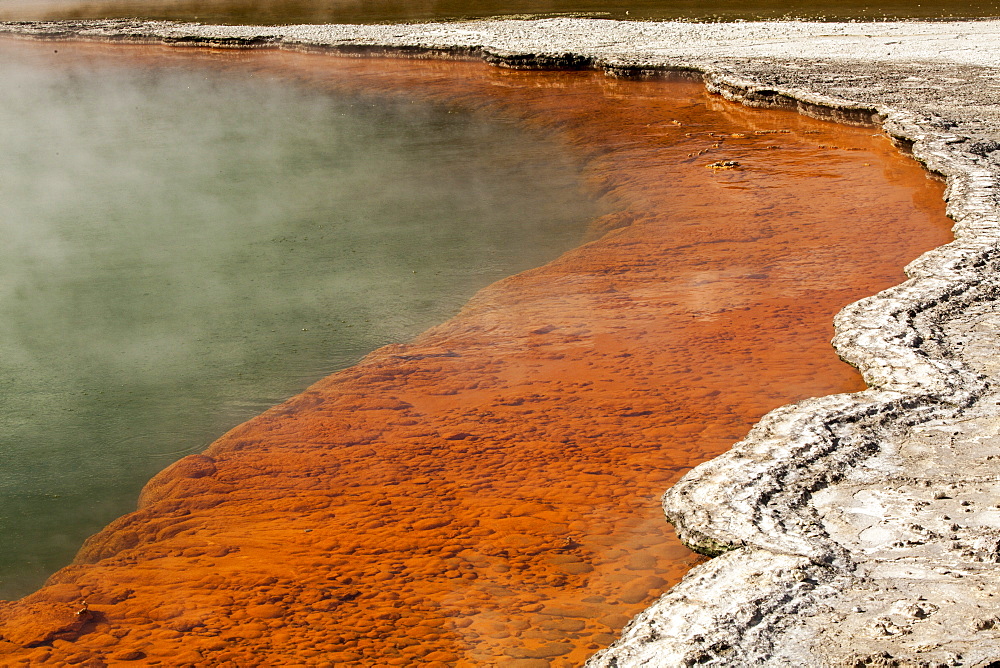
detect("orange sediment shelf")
(0, 42), (955, 667)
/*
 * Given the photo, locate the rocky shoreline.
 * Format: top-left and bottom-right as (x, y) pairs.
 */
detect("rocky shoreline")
(4, 18), (1000, 665)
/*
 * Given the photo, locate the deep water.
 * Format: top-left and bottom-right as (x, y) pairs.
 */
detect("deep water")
(0, 44), (600, 598)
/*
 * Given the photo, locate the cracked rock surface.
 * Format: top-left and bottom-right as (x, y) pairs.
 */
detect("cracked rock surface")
(4, 17), (1000, 666)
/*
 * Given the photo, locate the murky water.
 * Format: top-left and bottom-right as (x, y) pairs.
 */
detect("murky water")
(0, 40), (600, 598)
(0, 0), (997, 24)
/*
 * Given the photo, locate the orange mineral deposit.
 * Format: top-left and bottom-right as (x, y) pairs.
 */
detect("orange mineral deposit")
(0, 42), (955, 667)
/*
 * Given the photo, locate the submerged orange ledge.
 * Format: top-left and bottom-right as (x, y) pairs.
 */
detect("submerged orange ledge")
(0, 41), (955, 667)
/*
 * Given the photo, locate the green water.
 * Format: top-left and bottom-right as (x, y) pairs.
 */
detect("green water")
(0, 0), (996, 24)
(0, 46), (599, 598)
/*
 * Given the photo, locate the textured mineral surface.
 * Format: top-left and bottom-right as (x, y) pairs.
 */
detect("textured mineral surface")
(2, 17), (1000, 667)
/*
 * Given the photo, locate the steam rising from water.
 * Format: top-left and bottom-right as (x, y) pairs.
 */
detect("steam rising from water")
(0, 45), (598, 597)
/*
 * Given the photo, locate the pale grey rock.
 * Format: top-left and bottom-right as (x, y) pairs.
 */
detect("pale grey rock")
(4, 17), (1000, 667)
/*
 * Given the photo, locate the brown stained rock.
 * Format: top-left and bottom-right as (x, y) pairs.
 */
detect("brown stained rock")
(616, 577), (667, 605)
(75, 528), (141, 565)
(136, 455), (228, 507)
(110, 649), (146, 661)
(0, 601), (93, 647)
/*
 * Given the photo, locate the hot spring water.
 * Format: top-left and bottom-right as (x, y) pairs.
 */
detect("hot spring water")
(0, 44), (600, 598)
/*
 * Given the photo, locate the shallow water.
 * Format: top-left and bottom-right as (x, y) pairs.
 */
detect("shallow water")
(0, 43), (958, 667)
(0, 0), (997, 24)
(0, 41), (600, 598)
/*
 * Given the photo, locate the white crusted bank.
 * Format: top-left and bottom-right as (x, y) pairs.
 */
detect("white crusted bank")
(4, 18), (1000, 666)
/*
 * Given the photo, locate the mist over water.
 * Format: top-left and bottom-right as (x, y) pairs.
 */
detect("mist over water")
(0, 46), (598, 598)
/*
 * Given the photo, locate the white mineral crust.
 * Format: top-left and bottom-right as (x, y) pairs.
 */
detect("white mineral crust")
(4, 17), (1000, 665)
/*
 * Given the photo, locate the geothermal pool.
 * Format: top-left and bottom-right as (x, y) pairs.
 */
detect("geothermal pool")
(0, 39), (600, 598)
(0, 40), (956, 666)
